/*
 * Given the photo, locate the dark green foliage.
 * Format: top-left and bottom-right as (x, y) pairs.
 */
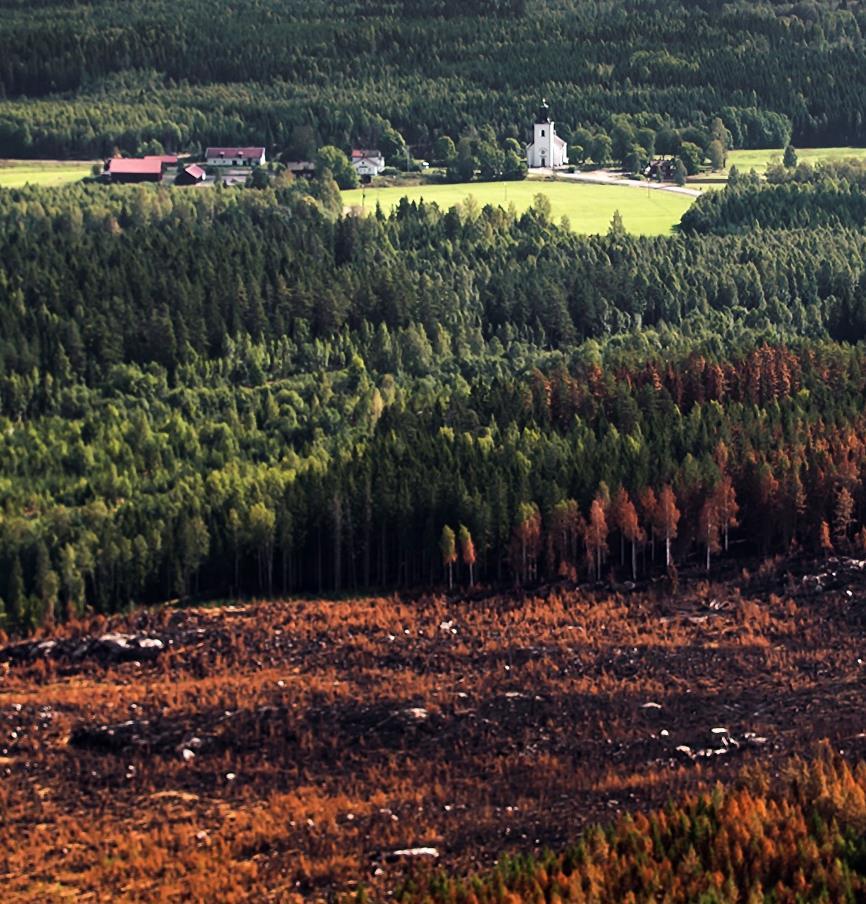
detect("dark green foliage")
(680, 165), (866, 233)
(5, 181), (866, 626)
(4, 0), (860, 159)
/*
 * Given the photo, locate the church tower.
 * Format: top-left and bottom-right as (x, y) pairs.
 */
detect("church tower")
(526, 99), (568, 169)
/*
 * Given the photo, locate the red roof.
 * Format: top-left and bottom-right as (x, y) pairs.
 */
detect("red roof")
(108, 157), (165, 175)
(352, 148), (382, 159)
(184, 164), (206, 180)
(205, 147), (265, 158)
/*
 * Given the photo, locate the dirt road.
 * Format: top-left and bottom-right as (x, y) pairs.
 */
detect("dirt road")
(532, 166), (702, 197)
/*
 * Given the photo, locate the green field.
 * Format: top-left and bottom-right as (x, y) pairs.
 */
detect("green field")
(725, 146), (866, 174)
(342, 180), (695, 235)
(0, 159), (94, 188)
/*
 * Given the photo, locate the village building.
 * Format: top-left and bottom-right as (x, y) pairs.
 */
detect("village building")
(205, 146), (266, 167)
(351, 149), (385, 182)
(284, 160), (317, 178)
(644, 158), (676, 182)
(525, 100), (568, 169)
(107, 155), (178, 183)
(175, 164), (206, 185)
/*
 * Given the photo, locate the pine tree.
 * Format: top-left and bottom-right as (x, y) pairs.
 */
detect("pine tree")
(699, 496), (721, 572)
(586, 495), (609, 581)
(6, 555), (24, 627)
(833, 486), (855, 549)
(613, 487), (643, 581)
(819, 520), (833, 555)
(511, 503), (542, 584)
(713, 475), (739, 552)
(658, 485), (680, 568)
(440, 525), (457, 589)
(458, 524), (476, 586)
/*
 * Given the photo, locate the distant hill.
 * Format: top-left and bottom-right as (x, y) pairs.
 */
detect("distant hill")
(1, 0), (865, 156)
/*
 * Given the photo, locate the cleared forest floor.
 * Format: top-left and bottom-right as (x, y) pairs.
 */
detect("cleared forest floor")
(2, 559), (866, 901)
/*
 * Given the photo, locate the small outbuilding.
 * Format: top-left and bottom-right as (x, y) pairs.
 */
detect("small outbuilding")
(205, 146), (266, 167)
(176, 164), (207, 185)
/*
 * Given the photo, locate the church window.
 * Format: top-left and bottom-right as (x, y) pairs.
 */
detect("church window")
(541, 129), (545, 137)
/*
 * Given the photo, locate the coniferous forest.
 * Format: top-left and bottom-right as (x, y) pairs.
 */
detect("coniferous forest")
(1, 0), (865, 157)
(4, 176), (866, 627)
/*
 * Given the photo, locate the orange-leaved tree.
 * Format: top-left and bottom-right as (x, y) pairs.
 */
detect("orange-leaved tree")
(613, 486), (644, 581)
(657, 484), (680, 568)
(585, 492), (609, 581)
(440, 524), (457, 589)
(458, 524), (476, 587)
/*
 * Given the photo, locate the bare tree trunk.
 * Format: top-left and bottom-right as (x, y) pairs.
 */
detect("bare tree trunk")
(332, 494), (342, 593)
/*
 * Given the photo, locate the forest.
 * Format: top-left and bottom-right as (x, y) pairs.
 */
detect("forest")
(681, 159), (866, 232)
(0, 0), (862, 158)
(4, 176), (866, 629)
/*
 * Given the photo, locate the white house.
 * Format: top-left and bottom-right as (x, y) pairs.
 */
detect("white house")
(205, 146), (267, 167)
(526, 100), (568, 169)
(351, 149), (386, 180)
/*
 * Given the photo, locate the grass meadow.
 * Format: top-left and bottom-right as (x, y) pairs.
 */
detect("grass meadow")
(343, 179), (695, 235)
(0, 159), (95, 187)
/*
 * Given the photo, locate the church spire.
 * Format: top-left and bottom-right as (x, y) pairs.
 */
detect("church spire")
(536, 98), (551, 124)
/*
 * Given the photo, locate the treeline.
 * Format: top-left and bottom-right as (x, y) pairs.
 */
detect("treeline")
(391, 745), (866, 902)
(680, 168), (866, 233)
(5, 326), (866, 632)
(3, 0), (865, 157)
(5, 184), (866, 628)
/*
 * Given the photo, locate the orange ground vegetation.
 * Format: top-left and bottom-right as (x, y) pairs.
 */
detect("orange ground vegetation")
(2, 569), (866, 901)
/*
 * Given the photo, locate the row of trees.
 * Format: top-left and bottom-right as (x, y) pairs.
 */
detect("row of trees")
(10, 181), (866, 393)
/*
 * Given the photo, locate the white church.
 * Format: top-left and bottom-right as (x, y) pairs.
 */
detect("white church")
(526, 99), (568, 169)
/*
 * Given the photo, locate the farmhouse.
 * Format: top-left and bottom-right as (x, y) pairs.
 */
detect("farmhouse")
(351, 149), (385, 182)
(526, 100), (568, 169)
(107, 155), (177, 183)
(205, 146), (266, 167)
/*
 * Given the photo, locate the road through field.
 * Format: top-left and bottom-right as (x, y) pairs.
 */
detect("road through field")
(533, 166), (702, 197)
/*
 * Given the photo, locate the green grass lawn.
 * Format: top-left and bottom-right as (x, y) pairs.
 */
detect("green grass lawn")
(0, 160), (95, 188)
(343, 180), (694, 235)
(725, 146), (866, 174)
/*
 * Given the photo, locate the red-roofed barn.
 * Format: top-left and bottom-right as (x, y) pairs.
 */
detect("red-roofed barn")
(107, 156), (177, 183)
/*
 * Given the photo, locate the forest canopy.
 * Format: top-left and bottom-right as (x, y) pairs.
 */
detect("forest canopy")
(3, 178), (866, 629)
(0, 0), (863, 157)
